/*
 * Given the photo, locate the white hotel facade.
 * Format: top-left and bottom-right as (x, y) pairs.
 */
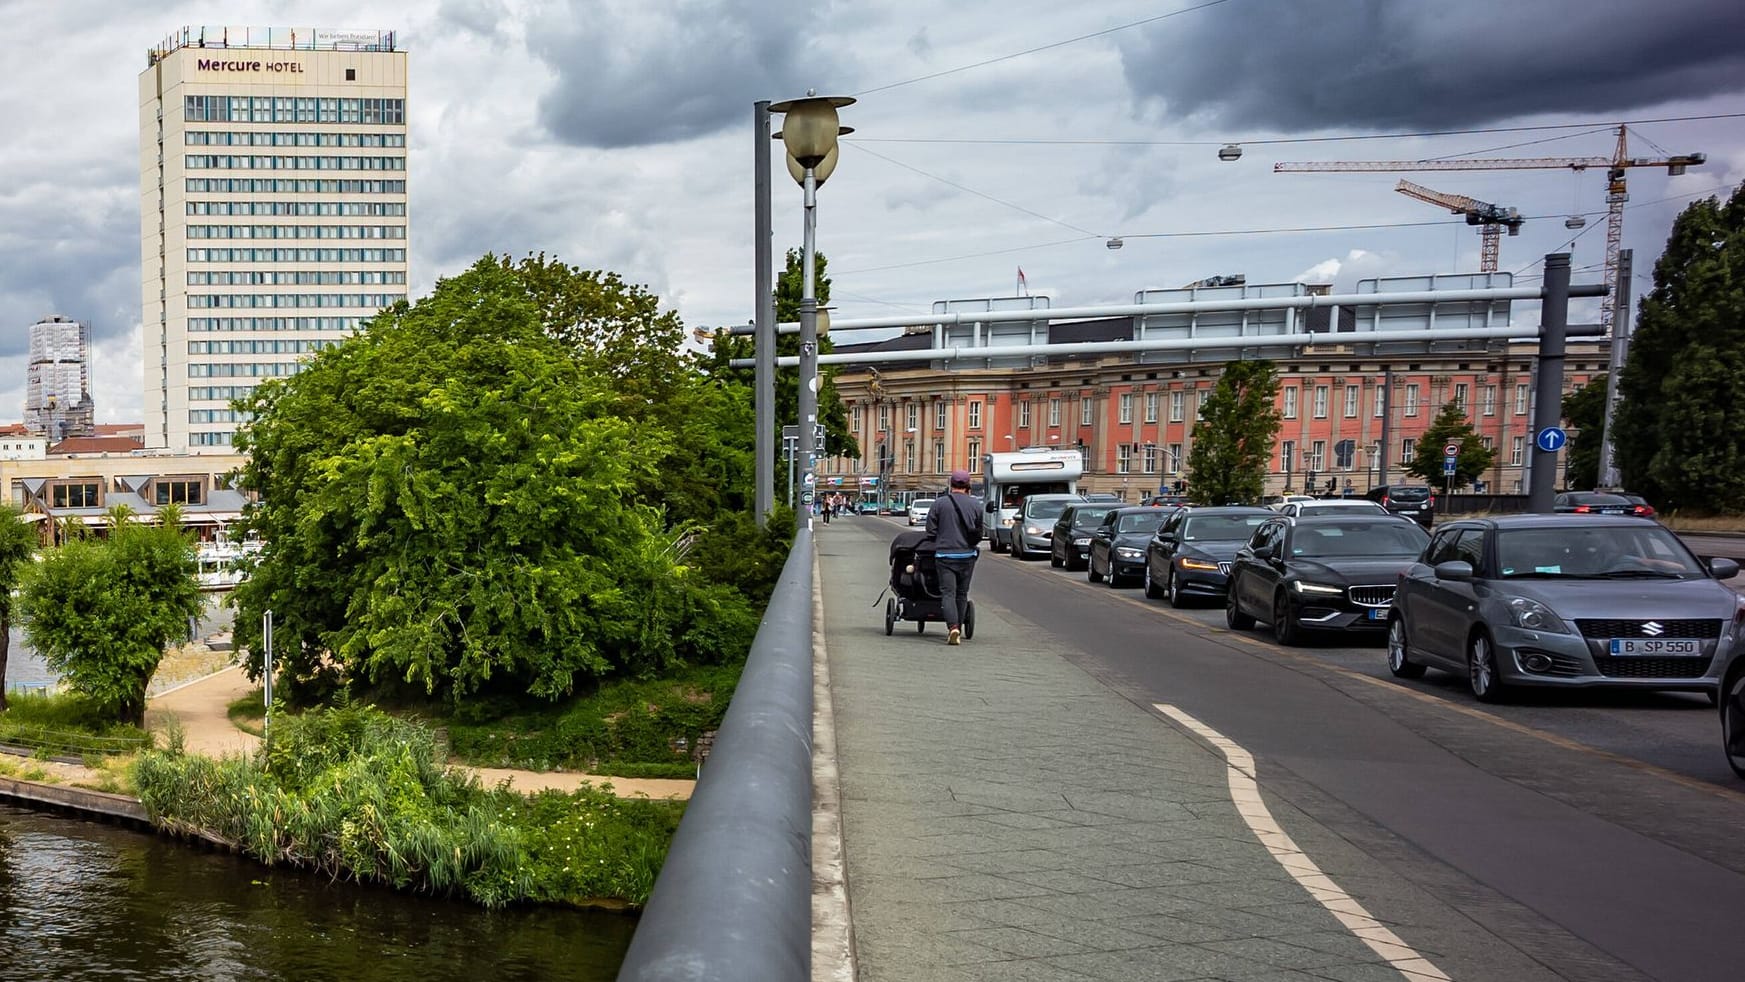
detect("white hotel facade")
(139, 27), (408, 451)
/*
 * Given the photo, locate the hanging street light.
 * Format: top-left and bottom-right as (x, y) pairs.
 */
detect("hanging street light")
(1218, 143), (1243, 162)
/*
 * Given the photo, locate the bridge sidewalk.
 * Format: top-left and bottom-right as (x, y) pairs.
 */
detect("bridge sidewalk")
(816, 517), (1438, 982)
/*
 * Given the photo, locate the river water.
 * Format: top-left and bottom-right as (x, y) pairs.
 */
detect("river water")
(0, 804), (634, 981)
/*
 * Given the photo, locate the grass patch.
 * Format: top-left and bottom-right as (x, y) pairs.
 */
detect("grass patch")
(227, 689), (267, 737)
(444, 662), (741, 776)
(1659, 513), (1745, 533)
(0, 691), (152, 758)
(134, 705), (681, 908)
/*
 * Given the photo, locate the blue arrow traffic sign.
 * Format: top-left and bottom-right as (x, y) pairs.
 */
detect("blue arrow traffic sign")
(1443, 461), (1457, 476)
(1535, 426), (1569, 453)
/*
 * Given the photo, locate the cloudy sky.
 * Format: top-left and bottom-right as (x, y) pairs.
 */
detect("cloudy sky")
(0, 0), (1741, 423)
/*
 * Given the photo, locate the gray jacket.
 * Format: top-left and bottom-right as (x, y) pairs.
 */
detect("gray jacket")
(925, 492), (984, 553)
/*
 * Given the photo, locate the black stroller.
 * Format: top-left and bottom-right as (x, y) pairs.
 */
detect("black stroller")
(884, 530), (976, 638)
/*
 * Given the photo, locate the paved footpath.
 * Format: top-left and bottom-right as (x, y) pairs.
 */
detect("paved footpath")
(819, 518), (1499, 982)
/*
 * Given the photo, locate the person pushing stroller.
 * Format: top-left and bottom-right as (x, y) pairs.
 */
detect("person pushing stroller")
(924, 469), (984, 645)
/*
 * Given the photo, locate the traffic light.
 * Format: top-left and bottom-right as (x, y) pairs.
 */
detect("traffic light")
(1173, 479), (1186, 493)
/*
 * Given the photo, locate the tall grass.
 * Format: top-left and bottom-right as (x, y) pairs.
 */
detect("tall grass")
(134, 704), (681, 908)
(0, 691), (152, 758)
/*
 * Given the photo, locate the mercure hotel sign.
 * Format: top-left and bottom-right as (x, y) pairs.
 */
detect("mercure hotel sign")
(196, 58), (306, 74)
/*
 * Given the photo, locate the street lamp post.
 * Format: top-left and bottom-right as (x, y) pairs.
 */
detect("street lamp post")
(771, 93), (854, 534)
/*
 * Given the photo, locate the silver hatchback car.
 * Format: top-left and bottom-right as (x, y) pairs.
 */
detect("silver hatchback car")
(1388, 516), (1743, 703)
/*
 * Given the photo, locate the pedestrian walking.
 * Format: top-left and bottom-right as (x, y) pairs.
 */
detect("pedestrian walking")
(822, 492), (833, 524)
(924, 469), (985, 645)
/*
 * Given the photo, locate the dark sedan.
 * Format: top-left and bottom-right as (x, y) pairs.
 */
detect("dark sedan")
(1554, 491), (1635, 515)
(1088, 506), (1173, 586)
(1050, 502), (1118, 571)
(1226, 515), (1430, 645)
(1142, 506), (1274, 607)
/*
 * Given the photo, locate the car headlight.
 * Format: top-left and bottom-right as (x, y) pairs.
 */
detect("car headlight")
(1292, 581), (1344, 595)
(1026, 525), (1043, 535)
(1073, 537), (1090, 546)
(1507, 597), (1570, 634)
(1179, 557), (1220, 571)
(1116, 547), (1145, 561)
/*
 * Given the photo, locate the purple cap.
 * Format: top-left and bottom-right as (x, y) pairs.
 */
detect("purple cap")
(950, 469), (972, 487)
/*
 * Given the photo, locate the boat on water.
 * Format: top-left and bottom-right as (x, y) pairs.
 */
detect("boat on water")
(196, 536), (262, 591)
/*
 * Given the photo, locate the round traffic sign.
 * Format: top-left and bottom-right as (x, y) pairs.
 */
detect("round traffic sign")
(1535, 426), (1569, 453)
(1443, 442), (1461, 458)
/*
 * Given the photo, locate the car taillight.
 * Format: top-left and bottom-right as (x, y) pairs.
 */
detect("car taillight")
(1574, 505), (1591, 513)
(1381, 495), (1390, 506)
(1429, 494), (1437, 507)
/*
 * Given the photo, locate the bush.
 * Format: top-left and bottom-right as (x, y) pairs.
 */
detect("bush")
(0, 690), (152, 757)
(446, 662), (741, 773)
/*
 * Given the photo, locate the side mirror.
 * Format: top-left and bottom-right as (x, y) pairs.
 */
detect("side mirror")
(1433, 560), (1475, 581)
(1710, 557), (1740, 581)
(985, 502), (997, 513)
(1253, 543), (1276, 561)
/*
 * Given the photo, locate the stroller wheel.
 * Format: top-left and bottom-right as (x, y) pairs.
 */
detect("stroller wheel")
(964, 601), (976, 641)
(916, 619), (926, 634)
(884, 598), (896, 636)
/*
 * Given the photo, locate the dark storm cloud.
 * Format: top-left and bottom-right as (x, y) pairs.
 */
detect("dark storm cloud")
(519, 0), (839, 149)
(1120, 0), (1745, 130)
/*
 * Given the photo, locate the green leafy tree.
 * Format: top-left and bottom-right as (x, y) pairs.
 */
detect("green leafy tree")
(19, 512), (200, 724)
(231, 256), (758, 708)
(1404, 402), (1497, 490)
(1613, 182), (1745, 510)
(1561, 375), (1609, 492)
(0, 506), (40, 713)
(1187, 360), (1282, 505)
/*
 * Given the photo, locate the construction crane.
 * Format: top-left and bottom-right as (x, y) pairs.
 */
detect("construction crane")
(1276, 125), (1705, 334)
(1394, 180), (1523, 272)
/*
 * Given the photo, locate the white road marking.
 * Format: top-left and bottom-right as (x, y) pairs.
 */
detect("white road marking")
(1155, 703), (1453, 981)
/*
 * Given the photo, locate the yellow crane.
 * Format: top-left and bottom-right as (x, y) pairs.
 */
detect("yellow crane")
(1393, 180), (1522, 272)
(1276, 125), (1705, 334)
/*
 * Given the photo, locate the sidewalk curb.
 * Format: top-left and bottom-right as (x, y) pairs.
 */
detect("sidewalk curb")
(810, 535), (857, 982)
(150, 664), (247, 701)
(0, 774), (151, 829)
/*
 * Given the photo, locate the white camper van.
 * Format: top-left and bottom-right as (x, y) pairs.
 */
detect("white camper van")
(982, 447), (1085, 553)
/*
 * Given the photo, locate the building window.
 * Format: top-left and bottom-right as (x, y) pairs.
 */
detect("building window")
(967, 438), (981, 463)
(1168, 443), (1183, 474)
(1119, 393), (1134, 424)
(1402, 438), (1416, 463)
(904, 443), (915, 473)
(1312, 385), (1328, 419)
(906, 404), (919, 431)
(1404, 384), (1421, 417)
(1511, 437), (1525, 465)
(1481, 436), (1494, 451)
(1195, 390), (1207, 420)
(1310, 440), (1326, 471)
(1280, 439), (1296, 474)
(1142, 445), (1158, 474)
(934, 402), (947, 430)
(154, 480), (203, 505)
(1344, 385), (1359, 418)
(1374, 386), (1386, 418)
(1482, 385), (1497, 416)
(878, 404), (890, 432)
(851, 406), (862, 431)
(1116, 444), (1132, 474)
(1454, 383), (1469, 413)
(1019, 401), (1032, 428)
(51, 482), (100, 508)
(1170, 391), (1185, 422)
(1081, 397), (1094, 426)
(1049, 398), (1061, 427)
(1144, 392), (1159, 423)
(1515, 383), (1529, 415)
(967, 400), (982, 429)
(933, 441), (946, 474)
(1282, 387), (1298, 419)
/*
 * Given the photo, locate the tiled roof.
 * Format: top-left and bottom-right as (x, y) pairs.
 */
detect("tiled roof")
(47, 436), (144, 455)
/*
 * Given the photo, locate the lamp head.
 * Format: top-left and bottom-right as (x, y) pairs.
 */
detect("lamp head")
(769, 95), (855, 167)
(785, 144), (840, 186)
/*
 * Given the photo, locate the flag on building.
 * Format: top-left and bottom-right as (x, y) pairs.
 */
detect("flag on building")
(1017, 267), (1029, 296)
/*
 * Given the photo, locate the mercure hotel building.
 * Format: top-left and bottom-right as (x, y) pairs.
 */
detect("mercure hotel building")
(139, 27), (408, 451)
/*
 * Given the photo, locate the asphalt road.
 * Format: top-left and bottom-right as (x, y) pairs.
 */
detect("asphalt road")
(855, 514), (1745, 982)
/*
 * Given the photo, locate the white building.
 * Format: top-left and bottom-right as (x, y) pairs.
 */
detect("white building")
(24, 315), (95, 442)
(138, 26), (409, 451)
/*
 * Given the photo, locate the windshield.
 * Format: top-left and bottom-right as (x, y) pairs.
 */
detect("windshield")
(1290, 521), (1428, 558)
(1181, 515), (1269, 541)
(1496, 526), (1707, 579)
(911, 500), (934, 510)
(1071, 507), (1116, 529)
(1384, 487), (1430, 501)
(1300, 501), (1381, 513)
(1117, 512), (1166, 534)
(1563, 493), (1631, 506)
(1025, 499), (1072, 520)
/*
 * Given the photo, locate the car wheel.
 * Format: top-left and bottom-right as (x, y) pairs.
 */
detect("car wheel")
(884, 598), (896, 636)
(1144, 562), (1164, 599)
(1013, 537), (1029, 561)
(917, 618), (926, 634)
(1272, 591), (1300, 646)
(1721, 666), (1745, 779)
(1166, 567), (1187, 609)
(1088, 555), (1103, 582)
(1050, 546), (1063, 568)
(1226, 575), (1256, 629)
(1387, 616), (1427, 679)
(1467, 630), (1507, 703)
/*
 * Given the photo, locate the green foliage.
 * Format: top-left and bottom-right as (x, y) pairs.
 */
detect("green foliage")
(0, 689), (152, 757)
(1188, 360), (1283, 505)
(1403, 401), (1499, 490)
(0, 505), (39, 714)
(1614, 183), (1745, 510)
(19, 518), (200, 725)
(1562, 375), (1609, 491)
(133, 704), (680, 908)
(231, 255), (759, 708)
(447, 661), (741, 775)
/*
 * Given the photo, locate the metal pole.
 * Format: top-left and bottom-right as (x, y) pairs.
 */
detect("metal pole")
(262, 609), (273, 746)
(753, 101), (775, 524)
(797, 169), (819, 534)
(1528, 254), (1571, 512)
(1377, 369), (1392, 488)
(1596, 248), (1633, 488)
